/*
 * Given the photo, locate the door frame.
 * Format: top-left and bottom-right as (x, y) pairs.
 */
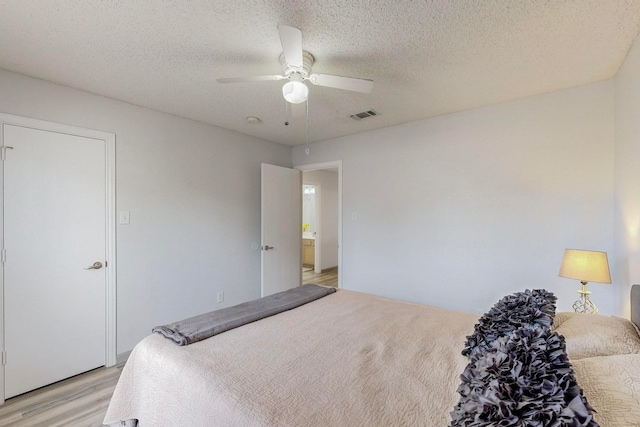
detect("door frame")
(296, 160), (342, 288)
(0, 113), (116, 402)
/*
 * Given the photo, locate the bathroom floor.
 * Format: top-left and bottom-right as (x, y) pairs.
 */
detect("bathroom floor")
(302, 266), (338, 288)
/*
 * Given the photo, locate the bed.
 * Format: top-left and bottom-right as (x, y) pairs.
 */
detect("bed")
(104, 285), (640, 426)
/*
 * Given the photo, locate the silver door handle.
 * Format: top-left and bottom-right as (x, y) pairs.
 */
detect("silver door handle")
(84, 261), (103, 270)
(262, 245), (274, 251)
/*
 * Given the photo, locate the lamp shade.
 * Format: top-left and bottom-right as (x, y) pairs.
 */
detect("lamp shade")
(558, 249), (611, 284)
(282, 75), (308, 104)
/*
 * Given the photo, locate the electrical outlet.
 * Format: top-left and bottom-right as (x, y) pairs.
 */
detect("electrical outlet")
(217, 291), (224, 303)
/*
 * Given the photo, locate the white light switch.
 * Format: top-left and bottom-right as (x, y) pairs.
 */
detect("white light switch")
(119, 211), (130, 225)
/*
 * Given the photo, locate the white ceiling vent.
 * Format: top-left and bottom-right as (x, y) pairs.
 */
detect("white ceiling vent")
(350, 109), (379, 120)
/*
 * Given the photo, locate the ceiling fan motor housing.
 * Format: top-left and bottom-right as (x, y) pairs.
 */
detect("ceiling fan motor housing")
(280, 51), (314, 78)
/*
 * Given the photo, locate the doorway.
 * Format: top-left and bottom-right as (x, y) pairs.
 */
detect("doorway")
(302, 183), (318, 272)
(298, 161), (342, 288)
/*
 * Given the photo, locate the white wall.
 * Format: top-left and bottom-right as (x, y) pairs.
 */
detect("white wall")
(0, 69), (291, 354)
(302, 185), (318, 233)
(614, 31), (640, 317)
(303, 169), (339, 271)
(294, 81), (616, 315)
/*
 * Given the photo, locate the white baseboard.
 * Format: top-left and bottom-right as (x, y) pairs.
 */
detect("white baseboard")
(116, 350), (132, 365)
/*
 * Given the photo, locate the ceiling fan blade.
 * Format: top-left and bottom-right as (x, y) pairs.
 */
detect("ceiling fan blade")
(278, 24), (303, 68)
(216, 75), (287, 83)
(308, 73), (373, 93)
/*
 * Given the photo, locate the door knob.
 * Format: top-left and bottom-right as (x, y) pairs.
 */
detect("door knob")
(262, 245), (274, 251)
(84, 261), (103, 270)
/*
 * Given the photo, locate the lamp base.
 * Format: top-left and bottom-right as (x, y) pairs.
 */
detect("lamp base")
(572, 281), (598, 314)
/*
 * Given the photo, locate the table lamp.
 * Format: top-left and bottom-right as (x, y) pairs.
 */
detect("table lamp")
(558, 249), (611, 314)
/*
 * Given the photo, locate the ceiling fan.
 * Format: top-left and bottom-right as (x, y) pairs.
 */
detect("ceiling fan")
(216, 25), (373, 104)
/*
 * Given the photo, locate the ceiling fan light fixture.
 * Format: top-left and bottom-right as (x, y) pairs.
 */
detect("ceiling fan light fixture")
(282, 75), (308, 104)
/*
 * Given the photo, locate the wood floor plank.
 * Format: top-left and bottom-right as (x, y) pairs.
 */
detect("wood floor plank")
(0, 363), (124, 427)
(23, 385), (114, 427)
(303, 266), (338, 287)
(21, 376), (119, 418)
(0, 365), (121, 418)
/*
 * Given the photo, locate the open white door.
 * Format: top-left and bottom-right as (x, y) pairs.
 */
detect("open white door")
(261, 163), (301, 297)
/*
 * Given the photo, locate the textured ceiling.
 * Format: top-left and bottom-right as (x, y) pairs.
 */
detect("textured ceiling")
(1, 1), (640, 146)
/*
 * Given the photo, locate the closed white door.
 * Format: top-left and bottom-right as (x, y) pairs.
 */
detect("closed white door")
(3, 124), (107, 399)
(261, 163), (301, 297)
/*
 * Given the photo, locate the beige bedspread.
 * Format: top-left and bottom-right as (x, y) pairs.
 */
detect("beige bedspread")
(572, 354), (640, 427)
(104, 289), (479, 426)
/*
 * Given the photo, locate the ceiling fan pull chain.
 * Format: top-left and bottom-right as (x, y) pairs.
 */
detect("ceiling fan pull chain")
(284, 100), (292, 126)
(305, 96), (310, 156)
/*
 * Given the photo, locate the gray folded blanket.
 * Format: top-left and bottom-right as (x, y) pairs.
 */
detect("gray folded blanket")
(153, 284), (337, 345)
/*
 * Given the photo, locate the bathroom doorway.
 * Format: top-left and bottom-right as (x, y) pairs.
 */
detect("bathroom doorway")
(298, 161), (341, 288)
(302, 184), (318, 272)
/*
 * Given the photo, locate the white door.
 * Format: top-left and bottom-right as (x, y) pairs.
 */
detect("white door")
(261, 163), (301, 297)
(3, 124), (107, 399)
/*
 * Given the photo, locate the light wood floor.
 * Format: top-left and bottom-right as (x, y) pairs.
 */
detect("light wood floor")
(0, 363), (124, 427)
(303, 266), (338, 287)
